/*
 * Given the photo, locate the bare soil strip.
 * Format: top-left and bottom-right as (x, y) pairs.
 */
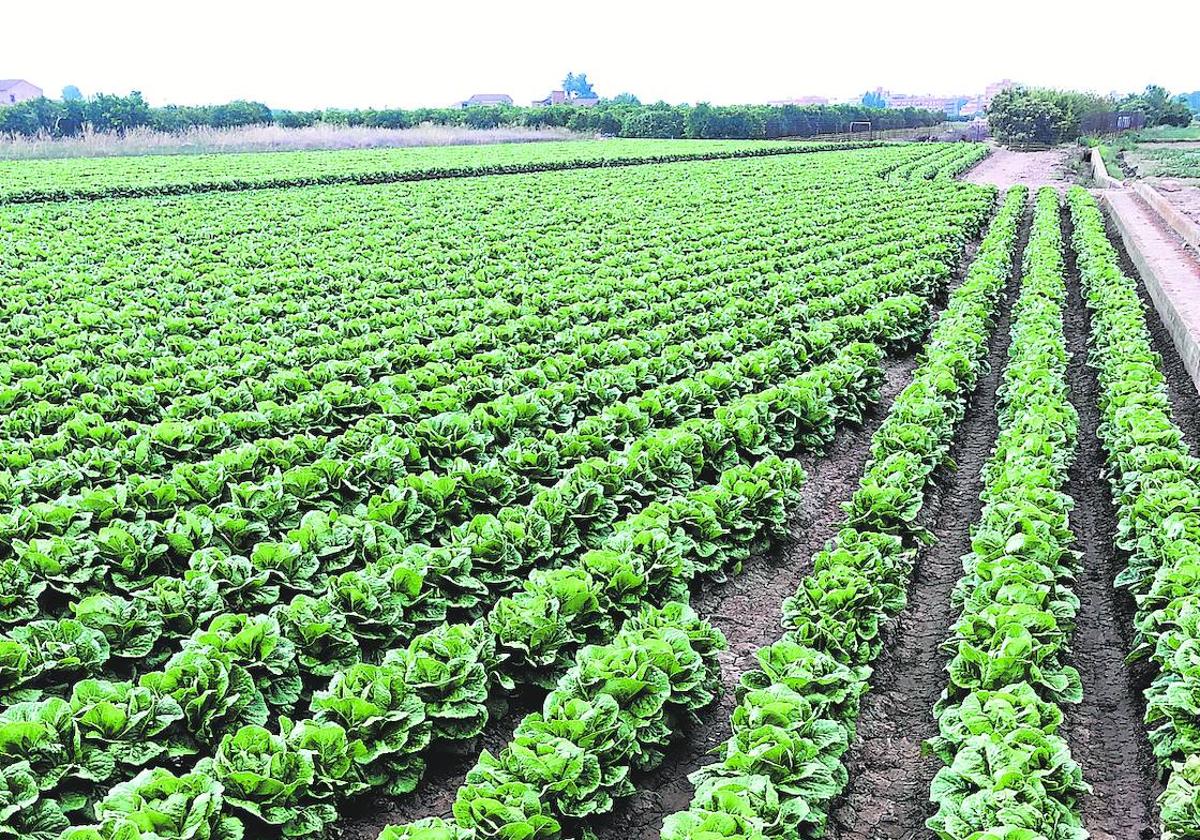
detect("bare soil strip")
(587, 353), (920, 840)
(826, 209), (1027, 840)
(1060, 212), (1162, 840)
(963, 146), (1076, 191)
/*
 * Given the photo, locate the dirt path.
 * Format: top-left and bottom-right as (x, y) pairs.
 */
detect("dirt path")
(826, 207), (1027, 840)
(587, 352), (920, 840)
(964, 145), (1076, 191)
(1060, 212), (1162, 840)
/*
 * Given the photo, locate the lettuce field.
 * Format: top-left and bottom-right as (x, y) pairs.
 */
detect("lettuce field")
(1, 139), (1198, 840)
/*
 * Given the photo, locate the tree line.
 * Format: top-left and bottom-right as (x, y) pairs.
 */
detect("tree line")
(988, 85), (1197, 147)
(0, 91), (944, 141)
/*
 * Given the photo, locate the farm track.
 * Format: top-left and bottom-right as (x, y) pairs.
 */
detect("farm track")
(825, 204), (1028, 840)
(1060, 211), (1162, 840)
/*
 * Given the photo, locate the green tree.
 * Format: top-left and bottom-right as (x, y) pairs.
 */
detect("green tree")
(85, 91), (151, 133)
(987, 88), (1072, 146)
(61, 85), (83, 102)
(607, 92), (641, 105)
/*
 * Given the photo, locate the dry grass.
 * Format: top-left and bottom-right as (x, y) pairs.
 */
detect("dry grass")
(0, 123), (591, 160)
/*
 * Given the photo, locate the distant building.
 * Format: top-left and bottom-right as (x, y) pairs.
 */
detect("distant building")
(531, 90), (598, 107)
(870, 88), (962, 115)
(457, 93), (514, 108)
(767, 96), (830, 106)
(0, 79), (43, 105)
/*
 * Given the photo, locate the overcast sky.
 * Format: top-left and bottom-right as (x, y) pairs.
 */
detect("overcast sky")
(6, 1), (1198, 109)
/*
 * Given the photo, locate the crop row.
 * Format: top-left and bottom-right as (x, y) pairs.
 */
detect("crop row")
(13, 340), (884, 839)
(925, 188), (1088, 838)
(1125, 146), (1200, 178)
(0, 160), (975, 432)
(483, 184), (1028, 840)
(1069, 186), (1200, 839)
(0, 139), (891, 204)
(0, 165), (991, 674)
(1, 220), (967, 493)
(1, 301), (916, 697)
(0, 261), (952, 646)
(884, 142), (990, 181)
(0, 148), (1000, 839)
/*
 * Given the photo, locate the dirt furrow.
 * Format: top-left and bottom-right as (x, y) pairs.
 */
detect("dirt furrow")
(586, 353), (920, 840)
(338, 353), (922, 840)
(1060, 211), (1162, 840)
(826, 211), (1026, 840)
(340, 231), (989, 840)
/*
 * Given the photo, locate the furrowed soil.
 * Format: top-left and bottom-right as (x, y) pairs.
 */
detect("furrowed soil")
(1061, 211), (1161, 840)
(337, 227), (987, 840)
(338, 334), (926, 840)
(585, 352), (919, 840)
(826, 204), (1028, 839)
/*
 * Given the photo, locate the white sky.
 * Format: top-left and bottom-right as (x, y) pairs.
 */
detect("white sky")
(6, 0), (1198, 109)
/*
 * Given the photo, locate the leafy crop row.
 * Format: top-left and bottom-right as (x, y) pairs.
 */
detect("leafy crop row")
(33, 346), (875, 840)
(0, 139), (895, 204)
(1069, 186), (1200, 839)
(1124, 146), (1200, 178)
(0, 234), (977, 702)
(0, 157), (971, 452)
(884, 142), (990, 181)
(640, 185), (1027, 839)
(926, 188), (1087, 839)
(0, 150), (1000, 838)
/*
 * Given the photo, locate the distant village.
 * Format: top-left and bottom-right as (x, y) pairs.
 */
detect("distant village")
(766, 80), (1015, 117)
(456, 81), (1017, 115)
(1, 76), (1013, 118)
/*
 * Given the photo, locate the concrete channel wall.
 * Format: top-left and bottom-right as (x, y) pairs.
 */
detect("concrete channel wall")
(1090, 148), (1125, 190)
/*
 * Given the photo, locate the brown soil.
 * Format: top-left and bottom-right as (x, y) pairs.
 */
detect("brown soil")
(1060, 212), (1162, 840)
(826, 202), (1028, 839)
(963, 146), (1077, 191)
(338, 695), (539, 840)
